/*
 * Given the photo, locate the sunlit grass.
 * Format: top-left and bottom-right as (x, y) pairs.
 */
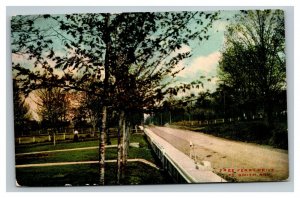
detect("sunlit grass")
(15, 133), (174, 186)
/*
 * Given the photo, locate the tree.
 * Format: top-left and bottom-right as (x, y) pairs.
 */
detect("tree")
(218, 10), (286, 126)
(100, 12), (219, 183)
(33, 87), (69, 131)
(77, 92), (102, 136)
(13, 79), (30, 136)
(11, 11), (219, 185)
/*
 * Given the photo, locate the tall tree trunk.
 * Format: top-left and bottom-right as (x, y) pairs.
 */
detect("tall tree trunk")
(92, 124), (96, 137)
(117, 111), (124, 184)
(121, 115), (126, 180)
(262, 89), (274, 129)
(98, 13), (111, 185)
(120, 119), (131, 181)
(122, 121), (130, 166)
(127, 123), (131, 156)
(99, 106), (107, 185)
(106, 128), (111, 145)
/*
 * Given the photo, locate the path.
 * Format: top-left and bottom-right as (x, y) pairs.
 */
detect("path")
(16, 158), (159, 170)
(149, 126), (289, 182)
(16, 142), (139, 156)
(144, 127), (226, 183)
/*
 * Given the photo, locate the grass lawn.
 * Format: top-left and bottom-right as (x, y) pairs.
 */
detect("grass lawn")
(16, 162), (174, 186)
(15, 140), (99, 154)
(15, 134), (173, 185)
(16, 146), (155, 165)
(16, 134), (156, 164)
(15, 134), (146, 154)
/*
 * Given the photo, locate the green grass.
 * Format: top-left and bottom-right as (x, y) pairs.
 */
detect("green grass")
(16, 162), (174, 186)
(128, 147), (155, 163)
(15, 140), (100, 154)
(16, 148), (99, 165)
(15, 133), (174, 186)
(16, 147), (156, 165)
(16, 134), (155, 164)
(15, 134), (146, 154)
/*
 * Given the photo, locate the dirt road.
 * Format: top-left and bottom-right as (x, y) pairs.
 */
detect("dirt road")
(149, 126), (289, 182)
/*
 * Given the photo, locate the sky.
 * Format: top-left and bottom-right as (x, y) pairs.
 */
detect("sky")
(12, 10), (238, 120)
(170, 10), (237, 97)
(12, 10), (237, 88)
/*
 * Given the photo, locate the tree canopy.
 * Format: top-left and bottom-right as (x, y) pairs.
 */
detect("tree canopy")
(11, 11), (219, 185)
(218, 10), (286, 125)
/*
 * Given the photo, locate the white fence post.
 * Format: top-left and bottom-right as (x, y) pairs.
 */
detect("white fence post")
(48, 135), (51, 141)
(32, 136), (35, 143)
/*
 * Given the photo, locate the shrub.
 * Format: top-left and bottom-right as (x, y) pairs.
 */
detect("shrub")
(199, 121), (287, 149)
(269, 124), (288, 149)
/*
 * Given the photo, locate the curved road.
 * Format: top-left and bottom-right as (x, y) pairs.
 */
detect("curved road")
(149, 126), (289, 182)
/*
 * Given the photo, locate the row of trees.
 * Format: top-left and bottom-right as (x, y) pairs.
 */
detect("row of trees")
(12, 9), (287, 184)
(12, 11), (219, 184)
(148, 87), (286, 126)
(218, 10), (286, 127)
(149, 10), (287, 130)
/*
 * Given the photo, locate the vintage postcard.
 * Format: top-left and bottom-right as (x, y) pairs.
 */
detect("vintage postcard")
(11, 9), (288, 186)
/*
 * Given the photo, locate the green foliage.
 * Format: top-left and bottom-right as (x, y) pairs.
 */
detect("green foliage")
(217, 10), (286, 126)
(12, 11), (219, 114)
(268, 123), (288, 149)
(34, 87), (69, 126)
(198, 121), (288, 149)
(13, 79), (32, 136)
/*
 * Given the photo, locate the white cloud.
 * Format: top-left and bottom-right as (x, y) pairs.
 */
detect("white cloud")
(170, 52), (222, 95)
(213, 20), (230, 32)
(12, 53), (33, 67)
(177, 51), (221, 79)
(25, 92), (40, 121)
(176, 44), (191, 54)
(170, 44), (191, 58)
(210, 76), (219, 85)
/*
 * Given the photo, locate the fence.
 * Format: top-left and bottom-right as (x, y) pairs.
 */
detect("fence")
(172, 115), (264, 127)
(15, 132), (97, 145)
(15, 126), (142, 145)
